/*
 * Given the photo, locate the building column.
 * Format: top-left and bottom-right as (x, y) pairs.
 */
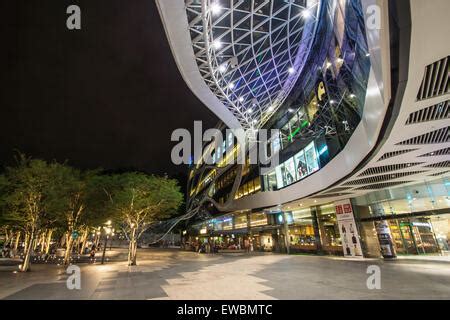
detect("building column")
(311, 206), (324, 255)
(282, 211), (290, 254)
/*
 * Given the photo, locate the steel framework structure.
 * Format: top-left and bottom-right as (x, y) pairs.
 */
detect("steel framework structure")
(186, 0), (321, 130)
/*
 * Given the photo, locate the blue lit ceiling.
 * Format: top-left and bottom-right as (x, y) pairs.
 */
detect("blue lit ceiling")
(186, 0), (321, 130)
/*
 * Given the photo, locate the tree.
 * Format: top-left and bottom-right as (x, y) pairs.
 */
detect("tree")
(100, 172), (183, 265)
(53, 166), (100, 265)
(0, 154), (63, 271)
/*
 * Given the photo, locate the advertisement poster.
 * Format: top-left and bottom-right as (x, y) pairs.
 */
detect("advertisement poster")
(335, 200), (363, 258)
(375, 220), (397, 258)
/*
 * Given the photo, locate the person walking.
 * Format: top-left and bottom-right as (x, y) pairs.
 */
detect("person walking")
(244, 238), (250, 253)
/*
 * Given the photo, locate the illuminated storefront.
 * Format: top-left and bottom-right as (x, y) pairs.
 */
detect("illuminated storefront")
(184, 202), (346, 256)
(354, 179), (450, 257)
(263, 141), (320, 191)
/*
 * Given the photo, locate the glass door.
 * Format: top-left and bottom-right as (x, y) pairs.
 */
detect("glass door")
(399, 221), (418, 254)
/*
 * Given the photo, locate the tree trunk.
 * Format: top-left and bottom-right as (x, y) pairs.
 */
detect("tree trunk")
(95, 233), (100, 248)
(23, 232), (30, 255)
(4, 229), (11, 247)
(59, 234), (66, 248)
(40, 231), (46, 253)
(14, 231), (21, 254)
(21, 229), (35, 272)
(45, 229), (53, 254)
(131, 241), (137, 265)
(33, 233), (39, 251)
(79, 229), (89, 254)
(63, 234), (74, 265)
(128, 227), (137, 266)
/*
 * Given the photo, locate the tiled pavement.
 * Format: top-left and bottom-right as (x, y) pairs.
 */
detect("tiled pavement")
(1, 249), (450, 300)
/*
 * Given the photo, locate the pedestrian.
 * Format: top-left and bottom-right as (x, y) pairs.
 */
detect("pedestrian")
(244, 239), (250, 253)
(89, 244), (96, 262)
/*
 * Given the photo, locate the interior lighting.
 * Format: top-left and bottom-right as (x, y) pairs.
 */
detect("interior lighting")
(302, 9), (311, 18)
(210, 3), (222, 15)
(212, 39), (222, 49)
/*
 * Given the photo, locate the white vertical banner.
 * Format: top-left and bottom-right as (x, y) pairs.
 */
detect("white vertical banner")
(335, 199), (363, 258)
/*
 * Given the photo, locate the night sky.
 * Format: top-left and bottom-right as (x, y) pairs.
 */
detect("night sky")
(0, 0), (218, 176)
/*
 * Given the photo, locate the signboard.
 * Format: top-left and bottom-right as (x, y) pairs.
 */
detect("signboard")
(375, 221), (396, 258)
(335, 199), (363, 258)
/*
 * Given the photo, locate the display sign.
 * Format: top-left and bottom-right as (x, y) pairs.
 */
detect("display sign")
(335, 199), (363, 258)
(375, 221), (396, 258)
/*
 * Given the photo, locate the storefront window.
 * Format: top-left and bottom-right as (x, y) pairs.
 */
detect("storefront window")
(263, 141), (321, 191)
(234, 213), (248, 229)
(250, 212), (268, 227)
(317, 204), (342, 248)
(222, 216), (233, 230)
(304, 142), (319, 173)
(214, 219), (223, 231)
(292, 208), (312, 224)
(264, 170), (277, 191)
(284, 157), (296, 185)
(294, 150), (308, 179)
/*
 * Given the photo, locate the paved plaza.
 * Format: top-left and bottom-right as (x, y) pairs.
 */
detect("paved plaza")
(1, 248), (450, 300)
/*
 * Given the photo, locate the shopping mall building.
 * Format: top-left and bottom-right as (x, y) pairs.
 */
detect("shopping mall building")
(157, 0), (450, 258)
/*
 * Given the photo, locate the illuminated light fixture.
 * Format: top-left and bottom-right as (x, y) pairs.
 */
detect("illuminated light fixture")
(228, 82), (235, 89)
(349, 93), (356, 98)
(288, 108), (295, 113)
(330, 100), (336, 105)
(326, 62), (332, 68)
(238, 97), (244, 102)
(248, 108), (253, 113)
(301, 9), (311, 18)
(212, 39), (222, 49)
(366, 53), (371, 57)
(288, 67), (295, 74)
(268, 106), (274, 112)
(210, 3), (221, 15)
(218, 64), (227, 73)
(253, 119), (258, 124)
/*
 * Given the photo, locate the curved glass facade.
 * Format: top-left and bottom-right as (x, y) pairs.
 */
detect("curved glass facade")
(263, 0), (371, 191)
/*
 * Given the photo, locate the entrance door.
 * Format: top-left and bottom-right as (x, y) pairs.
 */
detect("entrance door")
(411, 220), (440, 254)
(399, 222), (418, 254)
